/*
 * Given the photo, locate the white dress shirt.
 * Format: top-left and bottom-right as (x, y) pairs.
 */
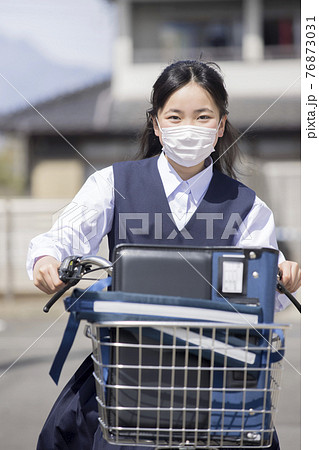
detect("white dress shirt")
(26, 152), (290, 311)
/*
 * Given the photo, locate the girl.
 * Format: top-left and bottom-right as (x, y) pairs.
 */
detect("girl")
(28, 60), (301, 450)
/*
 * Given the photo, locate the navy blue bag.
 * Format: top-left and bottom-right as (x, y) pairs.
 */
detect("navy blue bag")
(56, 288), (285, 448)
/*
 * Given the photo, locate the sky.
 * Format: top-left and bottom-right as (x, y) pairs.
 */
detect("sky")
(0, 0), (116, 71)
(0, 0), (117, 114)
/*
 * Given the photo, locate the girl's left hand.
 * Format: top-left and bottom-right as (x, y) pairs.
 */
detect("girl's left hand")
(278, 260), (301, 293)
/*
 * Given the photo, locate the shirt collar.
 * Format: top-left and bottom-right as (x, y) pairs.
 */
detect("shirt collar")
(157, 152), (213, 203)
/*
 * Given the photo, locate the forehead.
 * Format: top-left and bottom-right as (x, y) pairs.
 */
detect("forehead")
(161, 82), (218, 113)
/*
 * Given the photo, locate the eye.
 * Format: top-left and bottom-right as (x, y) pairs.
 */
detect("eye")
(167, 115), (181, 121)
(197, 115), (212, 120)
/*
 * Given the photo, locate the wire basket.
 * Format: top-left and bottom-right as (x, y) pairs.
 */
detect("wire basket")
(86, 321), (286, 449)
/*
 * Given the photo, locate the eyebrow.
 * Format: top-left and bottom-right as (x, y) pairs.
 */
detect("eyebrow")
(194, 108), (215, 114)
(164, 108), (216, 114)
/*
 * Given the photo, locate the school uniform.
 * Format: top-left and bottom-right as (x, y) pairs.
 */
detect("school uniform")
(28, 153), (286, 449)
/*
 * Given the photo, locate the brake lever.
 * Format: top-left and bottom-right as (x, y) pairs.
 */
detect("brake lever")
(43, 279), (79, 313)
(43, 254), (111, 313)
(276, 268), (301, 313)
(43, 257), (84, 313)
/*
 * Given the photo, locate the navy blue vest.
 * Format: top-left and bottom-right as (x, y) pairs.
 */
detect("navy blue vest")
(108, 156), (255, 259)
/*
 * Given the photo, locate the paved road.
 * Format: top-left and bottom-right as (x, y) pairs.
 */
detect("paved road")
(0, 298), (300, 450)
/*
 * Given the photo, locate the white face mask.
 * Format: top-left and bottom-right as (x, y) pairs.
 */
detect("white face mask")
(156, 118), (221, 167)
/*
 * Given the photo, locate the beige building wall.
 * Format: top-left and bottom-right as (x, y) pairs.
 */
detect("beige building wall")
(31, 159), (84, 198)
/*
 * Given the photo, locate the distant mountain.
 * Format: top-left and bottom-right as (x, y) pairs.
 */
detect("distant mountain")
(0, 34), (109, 116)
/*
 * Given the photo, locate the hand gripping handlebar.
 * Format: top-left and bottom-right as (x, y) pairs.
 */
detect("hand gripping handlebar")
(43, 255), (113, 313)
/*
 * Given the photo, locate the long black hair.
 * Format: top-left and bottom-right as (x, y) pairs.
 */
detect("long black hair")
(136, 60), (241, 179)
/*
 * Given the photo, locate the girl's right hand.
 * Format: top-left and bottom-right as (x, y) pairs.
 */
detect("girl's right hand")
(33, 256), (65, 294)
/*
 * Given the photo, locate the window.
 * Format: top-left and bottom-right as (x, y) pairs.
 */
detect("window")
(132, 1), (242, 63)
(264, 19), (294, 46)
(263, 0), (301, 58)
(158, 20), (241, 61)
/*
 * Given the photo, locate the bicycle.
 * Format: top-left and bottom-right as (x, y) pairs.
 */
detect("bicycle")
(44, 245), (299, 449)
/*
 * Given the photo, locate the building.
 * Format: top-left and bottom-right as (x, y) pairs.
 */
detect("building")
(108, 0), (301, 261)
(0, 79), (146, 198)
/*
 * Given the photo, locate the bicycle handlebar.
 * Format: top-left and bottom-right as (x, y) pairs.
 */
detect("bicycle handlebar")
(43, 255), (113, 313)
(77, 256), (113, 274)
(43, 255), (301, 314)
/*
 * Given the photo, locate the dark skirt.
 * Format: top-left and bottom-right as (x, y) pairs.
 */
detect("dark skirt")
(37, 355), (280, 450)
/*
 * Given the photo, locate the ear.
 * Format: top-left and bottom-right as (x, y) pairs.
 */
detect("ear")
(218, 115), (227, 138)
(152, 116), (160, 137)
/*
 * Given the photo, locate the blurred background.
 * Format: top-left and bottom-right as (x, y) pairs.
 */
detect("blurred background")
(0, 1), (300, 449)
(0, 0), (301, 298)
